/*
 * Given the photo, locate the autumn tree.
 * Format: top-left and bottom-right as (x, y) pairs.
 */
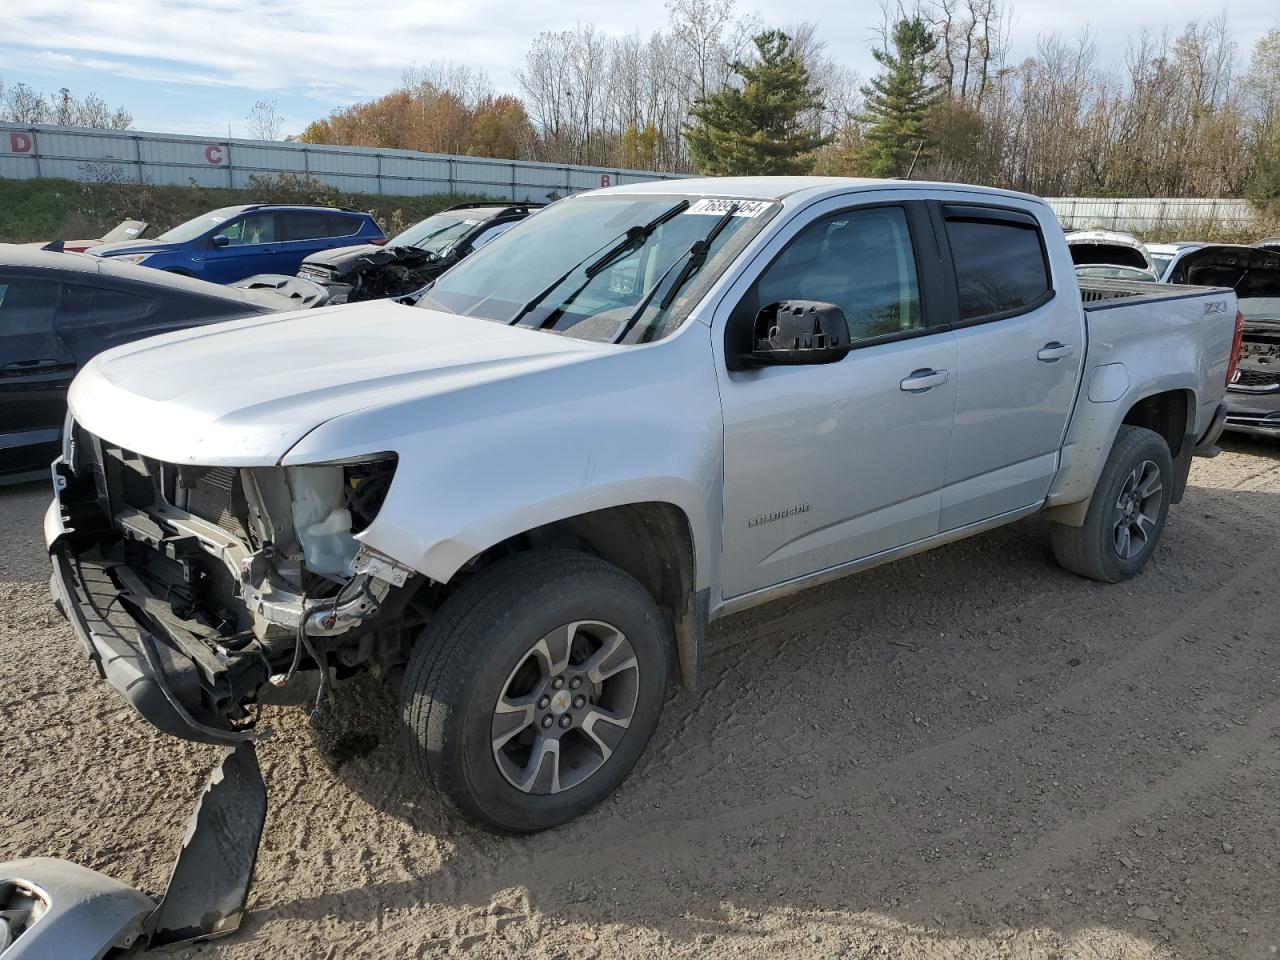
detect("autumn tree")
(684, 30), (829, 175)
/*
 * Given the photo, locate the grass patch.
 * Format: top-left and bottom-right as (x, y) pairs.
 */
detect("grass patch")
(0, 174), (510, 244)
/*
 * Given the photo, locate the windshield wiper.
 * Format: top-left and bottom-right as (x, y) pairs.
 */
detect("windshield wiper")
(612, 203), (739, 345)
(507, 200), (690, 329)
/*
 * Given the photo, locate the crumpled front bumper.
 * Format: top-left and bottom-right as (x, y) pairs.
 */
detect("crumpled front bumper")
(45, 467), (260, 747)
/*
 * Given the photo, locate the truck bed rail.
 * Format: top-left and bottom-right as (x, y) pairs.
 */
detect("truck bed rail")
(1079, 279), (1232, 311)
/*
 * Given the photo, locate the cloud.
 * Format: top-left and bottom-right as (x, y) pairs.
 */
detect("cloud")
(0, 0), (676, 99)
(0, 0), (1274, 132)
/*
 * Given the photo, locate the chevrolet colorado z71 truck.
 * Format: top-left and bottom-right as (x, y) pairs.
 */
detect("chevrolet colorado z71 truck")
(45, 177), (1241, 842)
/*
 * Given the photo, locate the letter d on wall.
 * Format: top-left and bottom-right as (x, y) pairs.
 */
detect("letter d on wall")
(9, 132), (32, 153)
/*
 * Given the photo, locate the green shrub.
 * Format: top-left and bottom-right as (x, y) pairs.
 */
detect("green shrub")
(0, 175), (504, 243)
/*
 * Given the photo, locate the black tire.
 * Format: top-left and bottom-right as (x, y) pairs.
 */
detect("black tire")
(1050, 425), (1174, 583)
(400, 550), (669, 833)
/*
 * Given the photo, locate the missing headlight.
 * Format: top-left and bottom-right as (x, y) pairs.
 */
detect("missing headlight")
(286, 456), (397, 577)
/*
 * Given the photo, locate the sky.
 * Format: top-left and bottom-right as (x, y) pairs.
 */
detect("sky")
(0, 0), (1276, 139)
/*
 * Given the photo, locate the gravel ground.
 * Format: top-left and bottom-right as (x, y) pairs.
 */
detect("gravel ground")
(2, 439), (1278, 960)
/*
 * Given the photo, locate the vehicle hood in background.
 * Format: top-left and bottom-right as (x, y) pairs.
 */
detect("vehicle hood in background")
(68, 300), (607, 466)
(1175, 245), (1280, 287)
(300, 242), (384, 271)
(91, 238), (176, 257)
(1067, 241), (1152, 273)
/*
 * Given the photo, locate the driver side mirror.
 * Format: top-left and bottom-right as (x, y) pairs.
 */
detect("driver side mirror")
(740, 300), (852, 367)
(211, 234), (231, 248)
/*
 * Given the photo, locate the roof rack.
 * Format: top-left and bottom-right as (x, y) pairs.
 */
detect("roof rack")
(443, 201), (546, 214)
(239, 202), (360, 213)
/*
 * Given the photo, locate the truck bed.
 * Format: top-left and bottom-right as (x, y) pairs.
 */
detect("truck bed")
(1077, 278), (1229, 309)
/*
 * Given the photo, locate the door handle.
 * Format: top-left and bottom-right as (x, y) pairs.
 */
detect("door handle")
(2, 359), (65, 376)
(899, 368), (950, 393)
(1037, 342), (1074, 362)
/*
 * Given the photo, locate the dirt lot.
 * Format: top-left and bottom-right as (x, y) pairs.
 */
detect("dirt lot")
(2, 440), (1278, 960)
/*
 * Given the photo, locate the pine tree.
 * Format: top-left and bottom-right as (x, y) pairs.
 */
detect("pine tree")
(860, 18), (942, 177)
(684, 30), (829, 176)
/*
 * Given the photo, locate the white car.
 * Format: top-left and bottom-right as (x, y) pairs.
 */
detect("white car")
(1147, 241), (1205, 281)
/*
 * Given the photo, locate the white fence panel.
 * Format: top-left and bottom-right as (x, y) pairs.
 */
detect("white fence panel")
(1048, 197), (1257, 232)
(0, 123), (686, 200)
(3, 125), (1263, 231)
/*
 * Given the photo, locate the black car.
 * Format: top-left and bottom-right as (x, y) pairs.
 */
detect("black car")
(1167, 244), (1280, 438)
(296, 202), (541, 303)
(0, 246), (299, 483)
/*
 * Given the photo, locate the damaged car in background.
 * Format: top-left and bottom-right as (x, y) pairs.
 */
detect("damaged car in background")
(293, 202), (541, 303)
(1166, 244), (1280, 438)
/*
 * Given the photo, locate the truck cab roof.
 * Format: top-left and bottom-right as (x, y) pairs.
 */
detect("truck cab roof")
(592, 176), (1051, 208)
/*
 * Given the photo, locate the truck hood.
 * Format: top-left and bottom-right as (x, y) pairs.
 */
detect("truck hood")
(68, 300), (607, 466)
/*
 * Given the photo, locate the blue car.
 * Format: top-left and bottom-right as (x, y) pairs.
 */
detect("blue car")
(90, 204), (387, 284)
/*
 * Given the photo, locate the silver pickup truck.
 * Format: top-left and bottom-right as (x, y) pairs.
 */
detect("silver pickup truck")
(45, 177), (1241, 844)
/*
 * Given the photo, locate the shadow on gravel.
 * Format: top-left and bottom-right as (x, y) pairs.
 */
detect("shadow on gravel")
(280, 481), (1280, 958)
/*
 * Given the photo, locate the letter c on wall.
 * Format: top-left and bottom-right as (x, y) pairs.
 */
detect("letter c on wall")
(205, 144), (224, 164)
(9, 132), (32, 153)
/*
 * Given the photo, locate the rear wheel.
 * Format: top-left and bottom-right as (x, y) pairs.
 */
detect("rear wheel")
(400, 550), (669, 832)
(1050, 425), (1173, 582)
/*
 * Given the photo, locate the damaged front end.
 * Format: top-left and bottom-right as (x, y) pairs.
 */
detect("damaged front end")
(48, 424), (418, 746)
(1227, 322), (1280, 436)
(299, 246), (452, 304)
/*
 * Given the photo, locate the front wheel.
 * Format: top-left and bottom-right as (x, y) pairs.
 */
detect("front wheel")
(1050, 425), (1174, 583)
(400, 550), (669, 832)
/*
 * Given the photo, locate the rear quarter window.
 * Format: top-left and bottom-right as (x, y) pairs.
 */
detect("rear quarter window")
(327, 213), (362, 237)
(944, 211), (1052, 320)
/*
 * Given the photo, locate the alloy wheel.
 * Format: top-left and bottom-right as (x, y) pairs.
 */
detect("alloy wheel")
(490, 620), (639, 795)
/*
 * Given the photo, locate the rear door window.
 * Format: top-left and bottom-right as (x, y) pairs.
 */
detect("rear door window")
(943, 207), (1052, 321)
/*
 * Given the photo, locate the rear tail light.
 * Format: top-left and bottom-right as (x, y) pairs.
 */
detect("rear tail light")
(1226, 310), (1245, 386)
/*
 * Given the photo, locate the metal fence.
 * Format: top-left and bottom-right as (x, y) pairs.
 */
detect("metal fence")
(1046, 197), (1257, 232)
(1, 124), (1263, 231)
(0, 123), (686, 201)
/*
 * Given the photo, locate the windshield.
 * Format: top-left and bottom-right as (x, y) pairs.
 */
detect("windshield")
(157, 209), (238, 243)
(417, 194), (777, 344)
(392, 211), (489, 254)
(1150, 254), (1173, 278)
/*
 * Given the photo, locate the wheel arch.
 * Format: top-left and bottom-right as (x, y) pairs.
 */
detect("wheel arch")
(451, 501), (707, 691)
(1046, 384), (1198, 526)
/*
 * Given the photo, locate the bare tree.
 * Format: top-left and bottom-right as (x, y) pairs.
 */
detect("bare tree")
(246, 98), (285, 140)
